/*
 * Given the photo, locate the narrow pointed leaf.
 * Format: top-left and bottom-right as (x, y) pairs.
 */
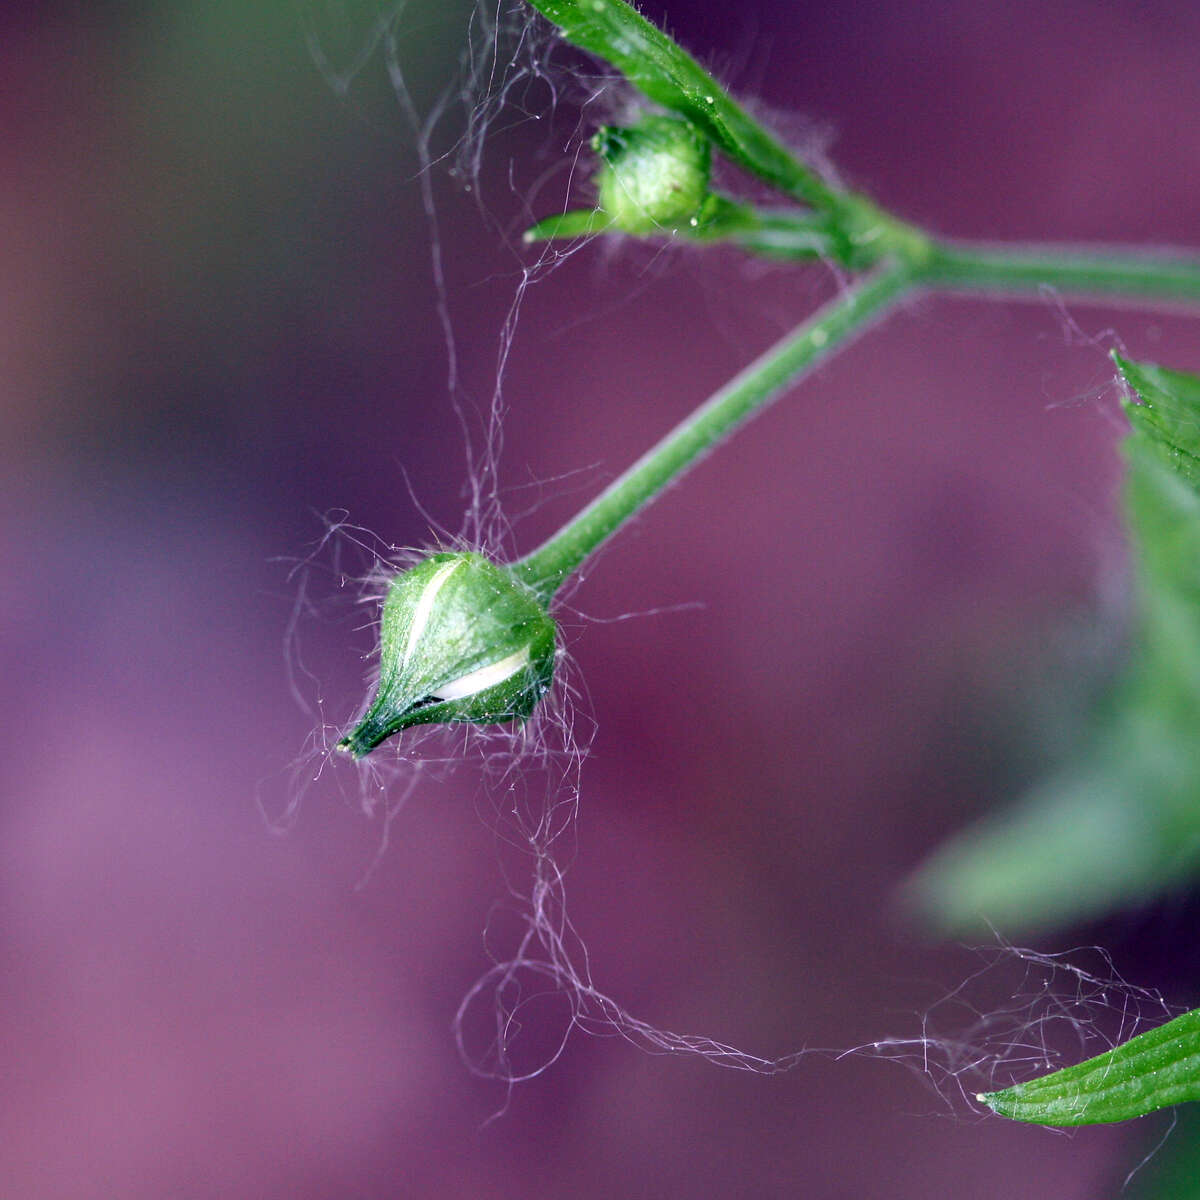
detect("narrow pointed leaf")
(523, 208), (614, 242)
(980, 1006), (1200, 1126)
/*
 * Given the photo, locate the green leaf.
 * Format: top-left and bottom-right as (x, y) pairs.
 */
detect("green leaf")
(522, 0), (838, 212)
(1116, 354), (1200, 489)
(980, 1006), (1200, 1126)
(910, 355), (1200, 933)
(1123, 1103), (1200, 1198)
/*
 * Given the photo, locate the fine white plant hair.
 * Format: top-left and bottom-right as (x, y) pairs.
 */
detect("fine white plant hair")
(275, 0), (1190, 1122)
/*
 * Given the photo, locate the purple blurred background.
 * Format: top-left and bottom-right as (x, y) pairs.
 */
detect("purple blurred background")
(4, 1), (1200, 1196)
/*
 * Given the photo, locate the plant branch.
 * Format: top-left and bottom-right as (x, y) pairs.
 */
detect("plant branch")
(510, 3), (1200, 599)
(918, 240), (1200, 307)
(511, 261), (916, 600)
(511, 233), (1200, 602)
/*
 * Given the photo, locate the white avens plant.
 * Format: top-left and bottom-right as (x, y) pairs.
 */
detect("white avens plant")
(329, 0), (1200, 1142)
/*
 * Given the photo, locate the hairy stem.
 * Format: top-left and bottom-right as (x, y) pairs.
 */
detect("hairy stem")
(509, 0), (1200, 602)
(511, 236), (1200, 602)
(919, 240), (1200, 305)
(511, 262), (916, 600)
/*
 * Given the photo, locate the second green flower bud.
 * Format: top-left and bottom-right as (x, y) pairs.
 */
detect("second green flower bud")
(593, 115), (713, 234)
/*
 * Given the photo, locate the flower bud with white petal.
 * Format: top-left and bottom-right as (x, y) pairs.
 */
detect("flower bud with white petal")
(338, 552), (557, 757)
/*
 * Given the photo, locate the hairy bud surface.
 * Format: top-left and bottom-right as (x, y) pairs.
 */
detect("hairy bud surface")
(338, 552), (557, 757)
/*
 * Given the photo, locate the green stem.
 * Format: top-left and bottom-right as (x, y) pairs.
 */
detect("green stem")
(507, 0), (1200, 606)
(511, 262), (916, 600)
(919, 240), (1200, 305)
(511, 236), (1200, 603)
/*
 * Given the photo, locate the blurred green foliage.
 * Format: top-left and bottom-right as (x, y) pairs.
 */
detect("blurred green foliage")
(912, 355), (1200, 934)
(1128, 1105), (1200, 1199)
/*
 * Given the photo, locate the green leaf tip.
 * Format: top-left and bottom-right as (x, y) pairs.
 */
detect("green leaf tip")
(523, 208), (614, 243)
(338, 551), (557, 757)
(979, 1006), (1200, 1126)
(1114, 351), (1200, 488)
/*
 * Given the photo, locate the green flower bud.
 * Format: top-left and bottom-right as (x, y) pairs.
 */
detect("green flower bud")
(592, 115), (712, 234)
(338, 551), (557, 758)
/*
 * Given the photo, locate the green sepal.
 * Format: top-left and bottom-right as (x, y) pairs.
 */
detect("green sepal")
(338, 552), (557, 757)
(523, 208), (616, 242)
(980, 1006), (1200, 1126)
(524, 191), (836, 259)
